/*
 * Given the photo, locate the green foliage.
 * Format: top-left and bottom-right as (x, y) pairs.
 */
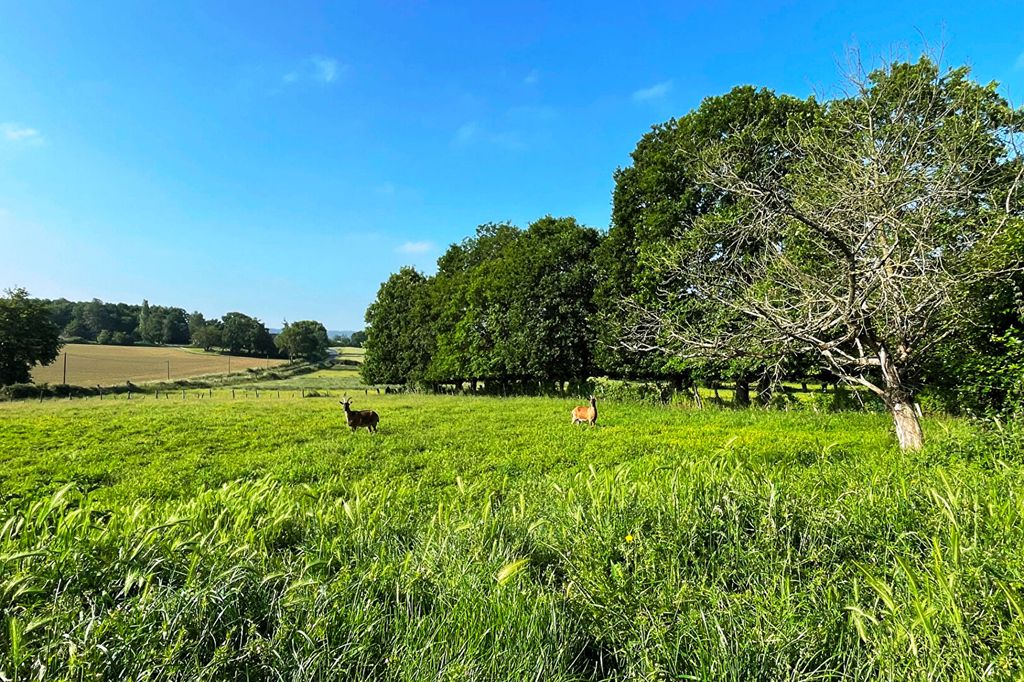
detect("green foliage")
(0, 288), (63, 386)
(334, 330), (368, 348)
(364, 218), (600, 388)
(596, 86), (820, 382)
(0, 395), (1021, 679)
(361, 267), (435, 385)
(275, 320), (330, 361)
(192, 322), (223, 351)
(221, 312), (276, 357)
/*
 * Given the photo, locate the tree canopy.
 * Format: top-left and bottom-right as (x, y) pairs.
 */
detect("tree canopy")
(275, 320), (330, 361)
(0, 288), (63, 386)
(625, 56), (1024, 448)
(359, 54), (1024, 450)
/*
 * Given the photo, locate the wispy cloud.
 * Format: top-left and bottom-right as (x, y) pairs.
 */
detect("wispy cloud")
(1015, 51), (1024, 71)
(2, 123), (43, 144)
(524, 69), (540, 86)
(632, 80), (672, 102)
(282, 56), (345, 85)
(453, 121), (481, 146)
(452, 121), (524, 150)
(397, 240), (434, 254)
(312, 56), (339, 83)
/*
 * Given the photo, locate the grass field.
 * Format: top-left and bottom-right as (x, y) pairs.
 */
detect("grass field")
(31, 344), (289, 386)
(1, 393), (1022, 680)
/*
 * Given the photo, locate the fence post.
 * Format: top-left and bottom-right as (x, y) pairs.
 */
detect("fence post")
(232, 389), (235, 399)
(181, 389), (185, 400)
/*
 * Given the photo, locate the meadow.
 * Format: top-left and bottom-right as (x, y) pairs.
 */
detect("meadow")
(30, 344), (288, 386)
(1, 389), (1023, 680)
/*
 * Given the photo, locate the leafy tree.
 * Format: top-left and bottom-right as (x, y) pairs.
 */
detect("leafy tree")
(350, 330), (367, 347)
(160, 308), (190, 345)
(275, 320), (330, 361)
(138, 300), (162, 344)
(602, 85), (820, 401)
(0, 288), (63, 385)
(362, 267), (434, 385)
(221, 312), (275, 356)
(192, 323), (223, 351)
(187, 311), (207, 341)
(428, 223), (521, 388)
(62, 317), (92, 340)
(630, 56), (1024, 449)
(221, 313), (253, 355)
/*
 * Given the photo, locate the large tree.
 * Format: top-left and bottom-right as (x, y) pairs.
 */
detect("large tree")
(275, 320), (330, 361)
(629, 56), (1024, 449)
(426, 218), (599, 391)
(598, 86), (820, 400)
(0, 288), (63, 385)
(221, 312), (275, 356)
(361, 267), (435, 385)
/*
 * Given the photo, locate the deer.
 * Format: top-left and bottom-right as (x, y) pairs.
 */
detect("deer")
(571, 395), (598, 426)
(339, 396), (379, 433)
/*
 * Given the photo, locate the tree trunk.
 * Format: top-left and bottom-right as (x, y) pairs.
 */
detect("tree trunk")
(691, 383), (704, 409)
(889, 399), (924, 451)
(734, 379), (750, 407)
(879, 348), (923, 451)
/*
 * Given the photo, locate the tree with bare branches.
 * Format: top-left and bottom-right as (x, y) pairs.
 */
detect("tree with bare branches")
(626, 55), (1024, 450)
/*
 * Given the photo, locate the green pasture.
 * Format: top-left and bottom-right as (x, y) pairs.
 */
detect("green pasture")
(1, 395), (1022, 680)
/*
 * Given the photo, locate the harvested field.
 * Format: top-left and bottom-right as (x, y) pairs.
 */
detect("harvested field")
(31, 343), (287, 386)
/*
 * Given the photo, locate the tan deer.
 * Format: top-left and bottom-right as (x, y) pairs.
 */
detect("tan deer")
(571, 395), (598, 426)
(340, 396), (379, 433)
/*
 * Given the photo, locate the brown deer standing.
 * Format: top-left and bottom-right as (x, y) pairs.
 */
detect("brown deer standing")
(340, 396), (379, 433)
(571, 395), (598, 426)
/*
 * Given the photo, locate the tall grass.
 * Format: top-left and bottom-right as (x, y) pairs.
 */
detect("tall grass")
(1, 395), (1022, 679)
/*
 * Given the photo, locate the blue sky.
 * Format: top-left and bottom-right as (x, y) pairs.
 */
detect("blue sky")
(1, 1), (1022, 330)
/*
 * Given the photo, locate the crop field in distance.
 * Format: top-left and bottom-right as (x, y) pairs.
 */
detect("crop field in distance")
(2, 381), (1022, 680)
(30, 343), (289, 386)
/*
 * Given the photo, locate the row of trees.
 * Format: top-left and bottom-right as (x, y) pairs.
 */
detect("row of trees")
(43, 297), (342, 361)
(362, 55), (1024, 450)
(0, 292), (342, 386)
(362, 216), (600, 391)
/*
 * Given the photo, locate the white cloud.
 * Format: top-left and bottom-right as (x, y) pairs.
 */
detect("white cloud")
(282, 56), (345, 85)
(1015, 51), (1024, 71)
(453, 121), (481, 145)
(524, 69), (540, 85)
(312, 56), (339, 83)
(2, 123), (43, 143)
(397, 240), (434, 254)
(632, 80), (672, 102)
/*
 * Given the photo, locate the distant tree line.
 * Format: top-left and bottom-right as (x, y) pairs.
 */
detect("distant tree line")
(362, 55), (1024, 450)
(38, 298), (343, 361)
(333, 331), (367, 347)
